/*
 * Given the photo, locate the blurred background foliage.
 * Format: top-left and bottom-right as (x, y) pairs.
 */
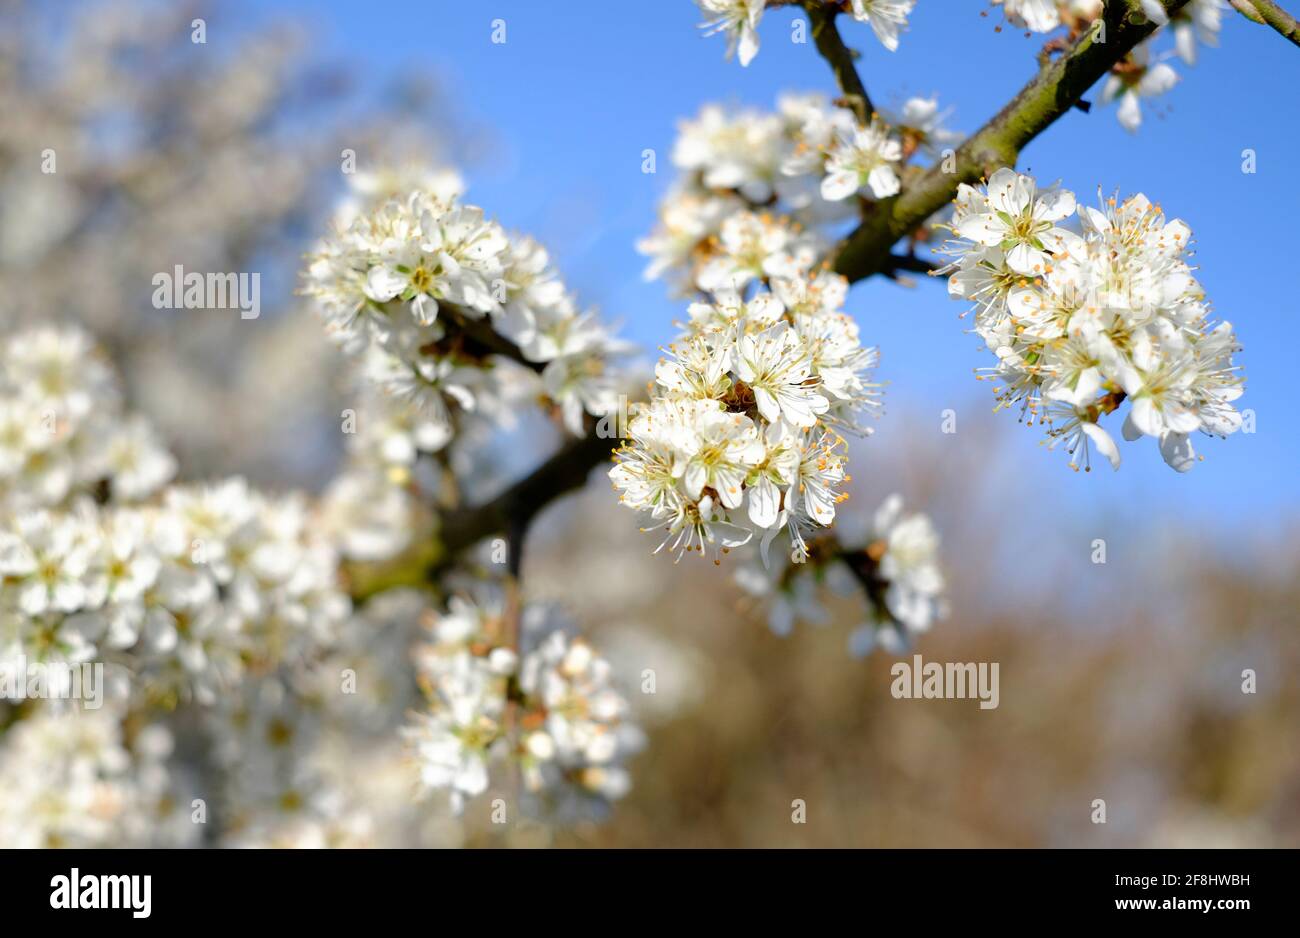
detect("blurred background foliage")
(528, 417), (1299, 847)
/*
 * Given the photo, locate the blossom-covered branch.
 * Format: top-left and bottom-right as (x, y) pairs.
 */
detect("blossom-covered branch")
(299, 168), (649, 819)
(625, 53), (951, 649)
(831, 0), (1193, 283)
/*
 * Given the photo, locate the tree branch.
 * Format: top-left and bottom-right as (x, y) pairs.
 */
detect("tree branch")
(805, 1), (874, 123)
(837, 544), (891, 619)
(1229, 0), (1267, 23)
(344, 423), (619, 603)
(831, 0), (1192, 284)
(353, 2), (1193, 607)
(1238, 0), (1300, 47)
(429, 422), (618, 577)
(439, 303), (545, 374)
(882, 252), (942, 277)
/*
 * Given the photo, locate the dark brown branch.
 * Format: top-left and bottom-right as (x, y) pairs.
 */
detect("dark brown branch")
(440, 303), (544, 374)
(504, 514), (528, 579)
(882, 252), (942, 277)
(837, 545), (891, 618)
(831, 0), (1192, 284)
(429, 423), (619, 577)
(805, 1), (874, 123)
(346, 422), (620, 602)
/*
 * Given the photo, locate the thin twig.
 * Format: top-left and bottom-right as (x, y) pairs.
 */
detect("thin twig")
(805, 1), (874, 123)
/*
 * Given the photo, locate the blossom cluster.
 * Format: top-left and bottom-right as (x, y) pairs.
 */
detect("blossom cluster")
(0, 327), (351, 706)
(696, 0), (916, 67)
(625, 88), (939, 567)
(639, 93), (960, 294)
(0, 323), (410, 848)
(940, 168), (1245, 471)
(0, 310), (645, 843)
(736, 493), (946, 655)
(303, 172), (626, 442)
(306, 167), (638, 574)
(1, 478), (351, 706)
(404, 592), (643, 818)
(992, 0), (1227, 133)
(611, 273), (882, 561)
(203, 589), (462, 848)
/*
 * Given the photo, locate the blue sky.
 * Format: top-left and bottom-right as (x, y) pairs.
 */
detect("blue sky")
(264, 0), (1297, 538)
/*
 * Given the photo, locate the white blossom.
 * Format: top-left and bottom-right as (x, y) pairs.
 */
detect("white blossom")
(0, 702), (198, 848)
(208, 677), (375, 848)
(885, 96), (965, 160)
(1100, 42), (1179, 133)
(695, 0), (766, 67)
(848, 0), (915, 52)
(641, 96), (957, 292)
(303, 173), (627, 446)
(996, 0), (1064, 33)
(866, 494), (947, 637)
(1171, 0), (1226, 65)
(0, 331), (353, 706)
(820, 118), (905, 201)
(953, 167), (1080, 276)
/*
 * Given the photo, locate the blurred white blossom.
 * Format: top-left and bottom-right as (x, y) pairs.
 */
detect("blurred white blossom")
(405, 594), (643, 819)
(734, 492), (947, 656)
(0, 702), (199, 848)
